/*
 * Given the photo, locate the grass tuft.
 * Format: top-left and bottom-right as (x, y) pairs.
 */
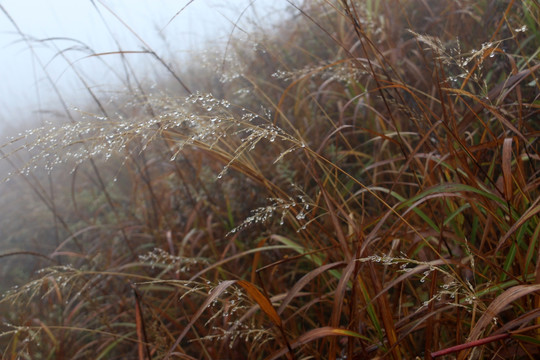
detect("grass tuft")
(1, 0), (539, 358)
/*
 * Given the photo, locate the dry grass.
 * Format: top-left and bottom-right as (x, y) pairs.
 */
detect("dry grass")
(1, 0), (539, 359)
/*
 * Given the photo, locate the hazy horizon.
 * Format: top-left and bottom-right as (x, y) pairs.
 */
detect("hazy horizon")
(0, 0), (292, 133)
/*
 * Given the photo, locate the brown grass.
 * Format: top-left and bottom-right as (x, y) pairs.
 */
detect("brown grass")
(1, 0), (539, 359)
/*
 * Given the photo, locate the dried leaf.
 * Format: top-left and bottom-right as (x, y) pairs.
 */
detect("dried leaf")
(237, 280), (282, 327)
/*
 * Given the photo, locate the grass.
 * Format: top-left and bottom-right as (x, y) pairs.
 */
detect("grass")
(1, 0), (539, 359)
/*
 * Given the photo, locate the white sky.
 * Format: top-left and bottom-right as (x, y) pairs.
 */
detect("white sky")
(0, 0), (291, 131)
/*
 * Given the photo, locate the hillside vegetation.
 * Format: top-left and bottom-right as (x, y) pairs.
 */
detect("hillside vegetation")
(1, 0), (539, 359)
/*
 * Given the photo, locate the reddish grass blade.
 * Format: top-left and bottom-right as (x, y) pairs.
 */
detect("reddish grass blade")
(431, 333), (510, 358)
(35, 319), (58, 349)
(329, 260), (356, 360)
(502, 137), (513, 201)
(237, 280), (294, 359)
(265, 327), (367, 360)
(434, 324), (540, 358)
(368, 262), (401, 360)
(0, 251), (58, 264)
(132, 286), (151, 360)
(251, 237), (268, 283)
(237, 280), (283, 328)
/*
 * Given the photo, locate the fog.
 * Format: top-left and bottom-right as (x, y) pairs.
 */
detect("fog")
(0, 0), (291, 132)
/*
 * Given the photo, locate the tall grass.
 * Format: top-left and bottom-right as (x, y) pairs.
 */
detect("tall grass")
(1, 0), (539, 359)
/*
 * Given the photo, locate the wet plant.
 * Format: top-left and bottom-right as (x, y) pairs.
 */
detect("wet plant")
(1, 0), (539, 359)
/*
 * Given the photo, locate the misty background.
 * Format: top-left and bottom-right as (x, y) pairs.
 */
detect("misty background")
(0, 0), (291, 133)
